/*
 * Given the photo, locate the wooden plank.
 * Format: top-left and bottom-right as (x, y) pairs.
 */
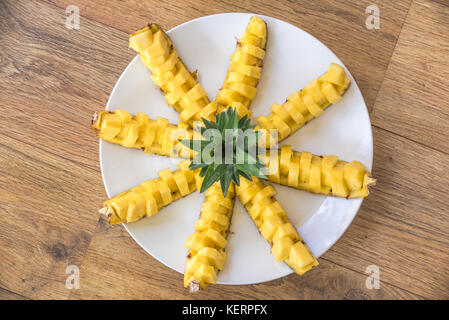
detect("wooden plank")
(432, 0), (449, 7)
(371, 0), (449, 153)
(0, 287), (29, 300)
(69, 218), (420, 299)
(0, 133), (103, 299)
(3, 0), (446, 300)
(46, 0), (412, 112)
(0, 0), (113, 298)
(323, 126), (449, 299)
(0, 0), (133, 172)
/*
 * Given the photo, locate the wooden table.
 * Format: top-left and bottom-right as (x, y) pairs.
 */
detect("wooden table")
(1, 0), (448, 300)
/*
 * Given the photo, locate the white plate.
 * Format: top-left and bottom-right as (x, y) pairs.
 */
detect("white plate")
(100, 13), (373, 285)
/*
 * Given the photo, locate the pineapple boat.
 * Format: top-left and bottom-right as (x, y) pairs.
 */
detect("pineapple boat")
(184, 16), (266, 292)
(91, 109), (194, 158)
(261, 145), (376, 198)
(129, 23), (216, 126)
(257, 62), (350, 147)
(236, 177), (318, 274)
(184, 182), (235, 292)
(99, 160), (198, 224)
(216, 16), (267, 119)
(91, 16), (375, 292)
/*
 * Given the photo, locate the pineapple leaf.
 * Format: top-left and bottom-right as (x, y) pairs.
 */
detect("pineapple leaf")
(199, 166), (208, 177)
(220, 166), (233, 197)
(235, 163), (266, 179)
(179, 139), (212, 154)
(232, 167), (240, 186)
(189, 162), (209, 170)
(202, 118), (217, 130)
(238, 170), (253, 182)
(200, 163), (224, 193)
(238, 114), (249, 128)
(183, 107), (266, 197)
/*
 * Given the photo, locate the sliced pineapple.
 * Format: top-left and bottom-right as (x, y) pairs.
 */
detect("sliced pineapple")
(261, 145), (376, 198)
(235, 177), (318, 275)
(92, 109), (194, 159)
(182, 17), (266, 291)
(184, 182), (235, 291)
(256, 63), (351, 147)
(216, 16), (267, 118)
(100, 160), (198, 224)
(129, 24), (216, 126)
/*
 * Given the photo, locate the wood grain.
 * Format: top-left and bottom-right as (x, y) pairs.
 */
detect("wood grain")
(0, 287), (28, 300)
(325, 0), (449, 298)
(69, 218), (420, 300)
(0, 0), (111, 299)
(325, 126), (449, 299)
(0, 0), (447, 300)
(0, 133), (102, 299)
(46, 0), (412, 112)
(371, 0), (449, 153)
(0, 0), (134, 172)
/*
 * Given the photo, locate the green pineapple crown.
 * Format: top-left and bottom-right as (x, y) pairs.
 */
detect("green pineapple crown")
(180, 107), (266, 197)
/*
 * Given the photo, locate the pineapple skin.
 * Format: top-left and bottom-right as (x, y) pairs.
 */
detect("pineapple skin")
(100, 160), (198, 224)
(129, 24), (216, 126)
(261, 145), (376, 198)
(216, 16), (267, 118)
(256, 63), (351, 147)
(184, 182), (236, 291)
(92, 109), (194, 159)
(235, 177), (318, 275)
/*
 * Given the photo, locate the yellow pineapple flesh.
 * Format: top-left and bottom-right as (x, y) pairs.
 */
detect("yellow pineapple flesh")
(184, 182), (235, 291)
(129, 24), (216, 126)
(216, 16), (267, 118)
(91, 109), (194, 159)
(256, 63), (350, 147)
(261, 145), (376, 198)
(235, 177), (318, 275)
(99, 160), (198, 224)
